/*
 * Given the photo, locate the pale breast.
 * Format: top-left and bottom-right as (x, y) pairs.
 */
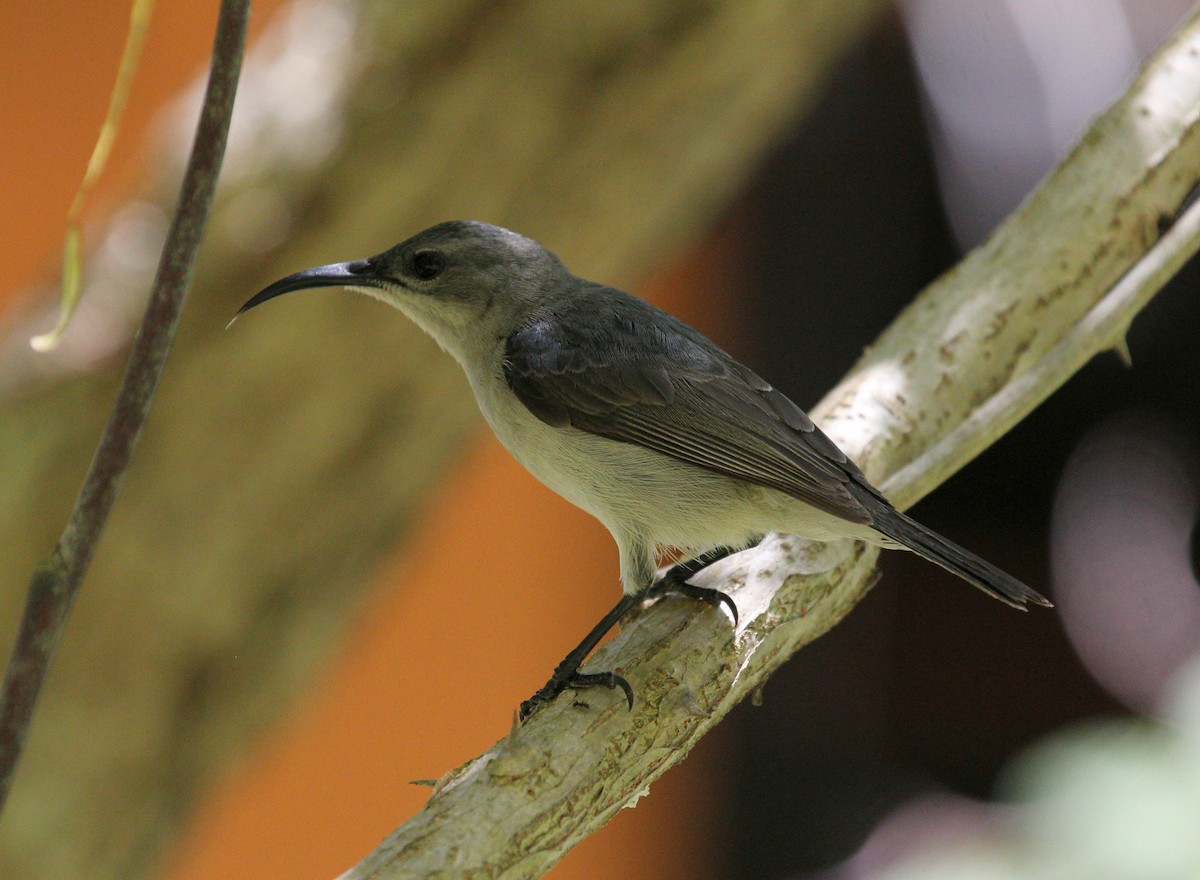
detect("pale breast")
(467, 365), (786, 552)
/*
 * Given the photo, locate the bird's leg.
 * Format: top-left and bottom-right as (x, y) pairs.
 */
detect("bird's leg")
(646, 541), (760, 626)
(519, 593), (640, 721)
(519, 542), (756, 721)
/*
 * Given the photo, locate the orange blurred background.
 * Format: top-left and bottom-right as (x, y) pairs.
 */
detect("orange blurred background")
(16, 4), (1192, 879)
(1, 2), (733, 877)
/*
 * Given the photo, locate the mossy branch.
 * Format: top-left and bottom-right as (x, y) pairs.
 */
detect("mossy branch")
(339, 11), (1200, 879)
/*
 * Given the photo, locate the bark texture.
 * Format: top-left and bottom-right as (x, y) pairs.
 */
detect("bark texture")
(0, 2), (882, 878)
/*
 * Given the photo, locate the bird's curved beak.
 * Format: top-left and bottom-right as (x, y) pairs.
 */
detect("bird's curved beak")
(233, 260), (390, 321)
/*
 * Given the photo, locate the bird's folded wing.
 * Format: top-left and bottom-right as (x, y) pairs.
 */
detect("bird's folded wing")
(503, 295), (873, 525)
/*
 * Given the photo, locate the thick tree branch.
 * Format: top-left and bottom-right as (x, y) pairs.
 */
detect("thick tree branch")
(0, 0), (249, 814)
(341, 11), (1200, 879)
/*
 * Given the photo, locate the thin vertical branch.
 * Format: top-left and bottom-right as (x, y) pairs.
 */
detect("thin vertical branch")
(0, 0), (250, 815)
(31, 0), (156, 353)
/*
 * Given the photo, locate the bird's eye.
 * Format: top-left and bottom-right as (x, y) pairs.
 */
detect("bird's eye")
(411, 249), (446, 281)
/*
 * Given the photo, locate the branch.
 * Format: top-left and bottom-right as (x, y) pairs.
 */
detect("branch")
(340, 11), (1200, 879)
(0, 0), (249, 814)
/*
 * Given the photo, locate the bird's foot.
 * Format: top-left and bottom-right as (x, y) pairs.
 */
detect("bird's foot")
(647, 565), (739, 626)
(518, 593), (640, 721)
(516, 552), (743, 723)
(519, 668), (633, 721)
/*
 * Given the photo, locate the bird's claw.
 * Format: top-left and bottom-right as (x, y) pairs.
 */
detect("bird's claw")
(647, 579), (739, 627)
(519, 669), (634, 722)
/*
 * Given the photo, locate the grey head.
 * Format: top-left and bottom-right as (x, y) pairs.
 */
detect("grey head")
(236, 220), (569, 358)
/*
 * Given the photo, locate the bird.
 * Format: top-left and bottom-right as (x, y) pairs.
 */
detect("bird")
(236, 220), (1051, 719)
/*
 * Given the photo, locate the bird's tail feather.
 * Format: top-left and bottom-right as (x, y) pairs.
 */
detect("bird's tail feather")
(870, 508), (1052, 610)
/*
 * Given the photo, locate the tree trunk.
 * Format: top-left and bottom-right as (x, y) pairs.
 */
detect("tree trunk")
(0, 2), (883, 878)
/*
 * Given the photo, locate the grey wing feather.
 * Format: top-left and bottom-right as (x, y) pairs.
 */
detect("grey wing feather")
(503, 288), (874, 524)
(503, 286), (1053, 610)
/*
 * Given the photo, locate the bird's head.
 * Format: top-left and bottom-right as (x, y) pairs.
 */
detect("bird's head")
(236, 220), (566, 361)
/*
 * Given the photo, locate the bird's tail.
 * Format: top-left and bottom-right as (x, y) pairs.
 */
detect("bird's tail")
(868, 506), (1052, 610)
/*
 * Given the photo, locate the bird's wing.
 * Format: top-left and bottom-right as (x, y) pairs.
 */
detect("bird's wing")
(502, 292), (874, 524)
